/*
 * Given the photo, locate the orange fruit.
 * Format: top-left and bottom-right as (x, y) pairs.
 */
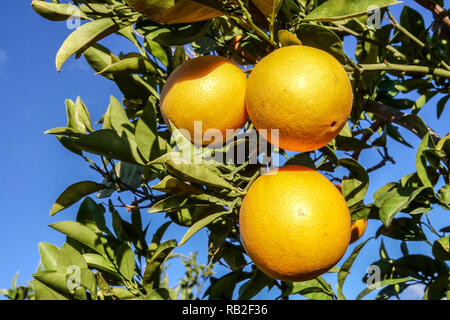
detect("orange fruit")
(239, 165), (351, 281)
(161, 55), (248, 146)
(125, 0), (222, 24)
(349, 219), (368, 244)
(334, 184), (368, 244)
(246, 45), (353, 152)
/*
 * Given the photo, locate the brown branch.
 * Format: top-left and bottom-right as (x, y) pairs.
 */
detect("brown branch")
(414, 0), (450, 40)
(415, 0), (450, 29)
(363, 100), (441, 144)
(352, 119), (386, 160)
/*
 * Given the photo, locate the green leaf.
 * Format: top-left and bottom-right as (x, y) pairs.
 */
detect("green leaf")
(148, 195), (203, 213)
(400, 5), (425, 39)
(83, 253), (120, 278)
(145, 39), (169, 67)
(151, 175), (202, 195)
(377, 218), (426, 241)
(432, 236), (450, 261)
(135, 100), (160, 162)
(340, 158), (369, 207)
(56, 243), (88, 274)
(50, 181), (104, 216)
(284, 153), (315, 168)
(238, 269), (273, 300)
(394, 255), (448, 280)
(45, 127), (86, 138)
(282, 278), (334, 300)
(221, 243), (247, 271)
(83, 43), (115, 80)
(305, 0), (401, 21)
(296, 24), (346, 63)
(98, 55), (158, 75)
(205, 271), (248, 300)
(110, 287), (138, 300)
(165, 160), (236, 191)
(76, 197), (107, 233)
(378, 186), (431, 227)
(33, 279), (68, 300)
(117, 243), (136, 281)
(75, 129), (145, 165)
(34, 270), (86, 299)
(50, 221), (106, 256)
(143, 240), (177, 290)
(356, 277), (413, 300)
(65, 99), (86, 133)
(278, 30), (302, 47)
(38, 243), (60, 271)
(31, 0), (88, 21)
(338, 238), (371, 289)
(416, 134), (434, 188)
(437, 95), (449, 119)
(179, 211), (229, 246)
(56, 17), (129, 72)
(136, 20), (212, 46)
(146, 288), (173, 300)
(107, 96), (134, 136)
(438, 184), (450, 204)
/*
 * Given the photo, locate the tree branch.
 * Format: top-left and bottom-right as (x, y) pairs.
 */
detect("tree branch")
(363, 100), (441, 144)
(414, 0), (450, 31)
(358, 63), (450, 78)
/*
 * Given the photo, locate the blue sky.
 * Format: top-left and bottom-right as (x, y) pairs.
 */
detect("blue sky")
(0, 1), (448, 300)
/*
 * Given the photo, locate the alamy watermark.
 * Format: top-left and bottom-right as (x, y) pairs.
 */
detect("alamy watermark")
(366, 264), (382, 290)
(66, 7), (82, 30)
(367, 5), (382, 30)
(66, 265), (81, 293)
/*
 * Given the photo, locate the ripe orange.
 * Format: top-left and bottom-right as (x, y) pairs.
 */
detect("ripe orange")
(239, 165), (351, 282)
(125, 0), (222, 24)
(246, 45), (353, 152)
(350, 219), (368, 244)
(161, 55), (248, 146)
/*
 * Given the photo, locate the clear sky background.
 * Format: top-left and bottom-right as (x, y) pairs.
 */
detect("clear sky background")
(0, 1), (448, 300)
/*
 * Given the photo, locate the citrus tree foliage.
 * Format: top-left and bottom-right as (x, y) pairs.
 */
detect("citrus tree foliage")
(5, 0), (449, 300)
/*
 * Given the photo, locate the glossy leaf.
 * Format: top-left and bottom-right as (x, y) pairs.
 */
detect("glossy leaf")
(238, 269), (273, 300)
(56, 17), (128, 71)
(377, 218), (426, 241)
(135, 100), (160, 162)
(56, 243), (88, 274)
(75, 129), (145, 165)
(49, 221), (106, 256)
(97, 55), (157, 75)
(340, 158), (370, 207)
(165, 160), (236, 191)
(50, 181), (104, 216)
(338, 238), (372, 289)
(32, 0), (88, 21)
(305, 0), (401, 21)
(296, 24), (346, 63)
(136, 20), (211, 46)
(432, 236), (450, 261)
(179, 211), (229, 246)
(117, 243), (136, 281)
(38, 243), (60, 271)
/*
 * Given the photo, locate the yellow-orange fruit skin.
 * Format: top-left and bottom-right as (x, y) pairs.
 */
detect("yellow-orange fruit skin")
(239, 165), (351, 282)
(161, 55), (248, 146)
(350, 219), (368, 244)
(245, 45), (353, 152)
